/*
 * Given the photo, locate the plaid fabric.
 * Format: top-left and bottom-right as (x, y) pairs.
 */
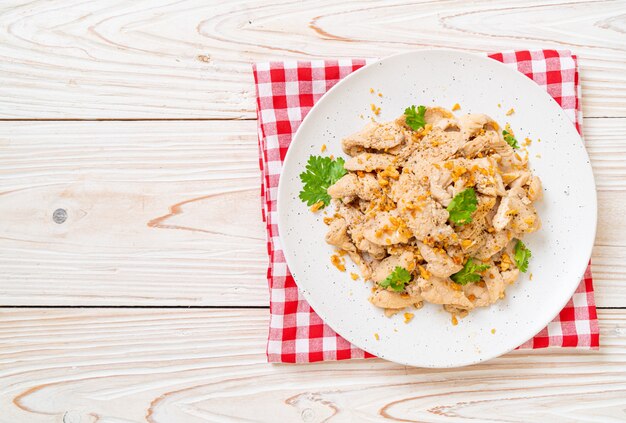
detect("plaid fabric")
(253, 50), (599, 363)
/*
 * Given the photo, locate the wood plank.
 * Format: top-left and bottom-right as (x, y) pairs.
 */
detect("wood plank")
(0, 120), (268, 305)
(0, 0), (624, 119)
(0, 118), (624, 306)
(0, 308), (624, 422)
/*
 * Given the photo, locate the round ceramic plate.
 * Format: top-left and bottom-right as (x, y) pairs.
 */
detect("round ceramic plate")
(277, 50), (597, 368)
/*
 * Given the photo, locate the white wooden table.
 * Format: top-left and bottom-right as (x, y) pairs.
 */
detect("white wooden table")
(1, 1), (625, 421)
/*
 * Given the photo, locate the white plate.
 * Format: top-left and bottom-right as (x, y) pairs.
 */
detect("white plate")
(277, 50), (597, 368)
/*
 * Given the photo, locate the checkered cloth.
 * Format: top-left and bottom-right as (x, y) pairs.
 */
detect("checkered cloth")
(253, 50), (599, 363)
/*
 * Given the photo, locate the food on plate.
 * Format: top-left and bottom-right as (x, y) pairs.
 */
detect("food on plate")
(299, 105), (541, 319)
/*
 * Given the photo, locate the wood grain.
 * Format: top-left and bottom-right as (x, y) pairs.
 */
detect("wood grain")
(0, 308), (623, 422)
(0, 0), (624, 119)
(0, 118), (624, 306)
(0, 120), (268, 306)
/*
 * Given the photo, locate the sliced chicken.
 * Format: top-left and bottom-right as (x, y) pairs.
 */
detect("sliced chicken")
(460, 130), (499, 157)
(484, 264), (506, 303)
(462, 282), (491, 307)
(509, 171), (531, 190)
(369, 288), (422, 310)
(344, 153), (396, 172)
(404, 129), (465, 170)
(471, 156), (506, 197)
(492, 186), (541, 234)
(492, 196), (515, 232)
(417, 243), (463, 278)
(328, 173), (381, 202)
(417, 276), (473, 309)
(324, 107), (543, 317)
(428, 165), (453, 207)
(371, 251), (415, 283)
(528, 176), (543, 201)
(335, 203), (387, 259)
(476, 230), (512, 260)
(342, 121), (407, 156)
(399, 198), (454, 241)
(362, 211), (412, 246)
(501, 268), (520, 286)
(324, 218), (355, 252)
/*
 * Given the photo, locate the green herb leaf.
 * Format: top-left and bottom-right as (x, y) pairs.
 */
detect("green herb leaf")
(503, 130), (520, 149)
(513, 240), (531, 272)
(379, 266), (412, 292)
(447, 188), (478, 225)
(451, 258), (490, 285)
(404, 105), (427, 131)
(299, 155), (347, 208)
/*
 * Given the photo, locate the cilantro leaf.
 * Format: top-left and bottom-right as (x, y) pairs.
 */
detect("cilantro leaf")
(379, 266), (412, 292)
(503, 130), (520, 149)
(513, 240), (531, 272)
(299, 155), (347, 208)
(447, 188), (478, 225)
(451, 258), (490, 285)
(404, 105), (427, 131)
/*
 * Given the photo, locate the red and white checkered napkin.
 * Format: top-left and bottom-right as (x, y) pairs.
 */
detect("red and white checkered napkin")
(253, 50), (599, 363)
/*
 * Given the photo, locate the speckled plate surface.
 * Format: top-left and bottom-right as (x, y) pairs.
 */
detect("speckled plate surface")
(277, 50), (597, 368)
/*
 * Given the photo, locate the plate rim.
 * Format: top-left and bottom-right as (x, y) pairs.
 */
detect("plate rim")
(276, 49), (598, 368)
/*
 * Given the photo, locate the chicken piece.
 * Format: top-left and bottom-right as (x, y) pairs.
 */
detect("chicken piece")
(476, 230), (512, 260)
(369, 287), (422, 312)
(417, 243), (463, 278)
(511, 203), (541, 234)
(356, 238), (387, 260)
(462, 282), (491, 307)
(509, 171), (530, 190)
(324, 218), (355, 252)
(328, 173), (381, 202)
(434, 118), (461, 131)
(492, 186), (540, 234)
(528, 175), (543, 201)
(484, 265), (506, 303)
(458, 114), (500, 140)
(342, 121), (407, 156)
(399, 197), (455, 241)
(405, 128), (464, 170)
(336, 201), (363, 224)
(344, 153), (396, 172)
(496, 144), (526, 173)
(389, 169), (425, 202)
(501, 268), (520, 285)
(424, 107), (455, 126)
(492, 196), (515, 232)
(371, 251), (415, 283)
(362, 211), (412, 246)
(417, 276), (473, 309)
(460, 130), (500, 157)
(471, 156), (506, 197)
(428, 165), (453, 207)
(335, 202), (387, 259)
(347, 250), (374, 281)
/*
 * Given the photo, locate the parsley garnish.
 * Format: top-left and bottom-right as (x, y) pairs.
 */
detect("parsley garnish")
(404, 105), (427, 131)
(299, 155), (347, 208)
(513, 240), (531, 272)
(446, 188), (478, 225)
(503, 130), (519, 149)
(379, 266), (412, 292)
(451, 258), (490, 285)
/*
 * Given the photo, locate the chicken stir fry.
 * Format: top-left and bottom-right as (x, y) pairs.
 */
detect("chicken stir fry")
(321, 105), (541, 319)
